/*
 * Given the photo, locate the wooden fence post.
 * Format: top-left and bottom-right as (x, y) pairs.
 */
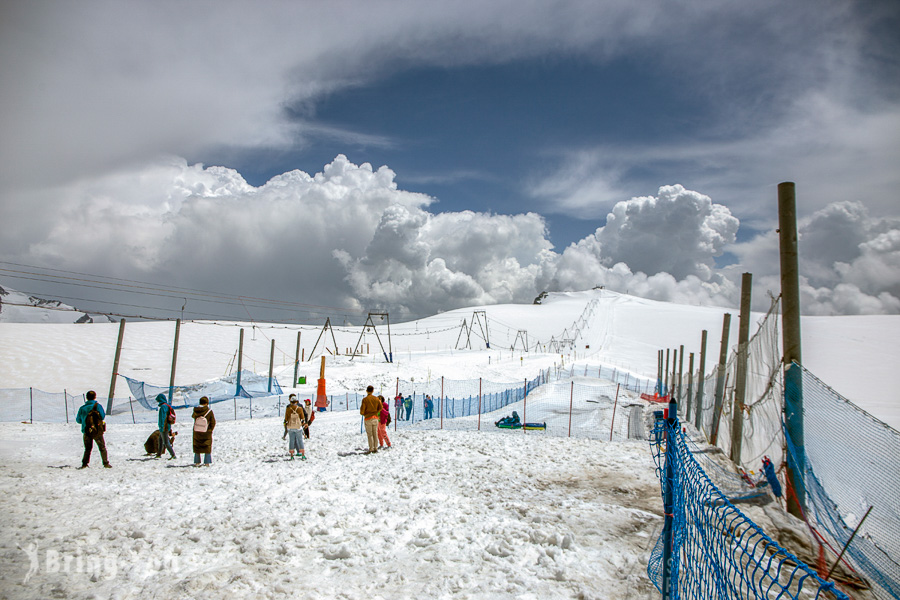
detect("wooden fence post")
(609, 384), (620, 442)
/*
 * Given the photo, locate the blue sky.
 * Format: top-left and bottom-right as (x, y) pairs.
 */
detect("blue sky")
(1, 1), (898, 321)
(225, 56), (707, 249)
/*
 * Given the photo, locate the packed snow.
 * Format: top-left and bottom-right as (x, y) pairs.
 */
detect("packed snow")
(0, 289), (897, 599)
(0, 413), (663, 600)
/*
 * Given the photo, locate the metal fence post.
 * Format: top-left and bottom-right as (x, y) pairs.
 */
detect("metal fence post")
(661, 396), (678, 598)
(523, 379), (527, 433)
(30, 387), (33, 424)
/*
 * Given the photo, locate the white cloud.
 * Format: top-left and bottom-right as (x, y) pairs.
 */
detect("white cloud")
(529, 96), (900, 229)
(837, 230), (900, 296)
(527, 151), (628, 219)
(0, 1), (667, 192)
(729, 201), (900, 314)
(5, 1), (894, 202)
(336, 205), (554, 316)
(594, 185), (739, 281)
(3, 155), (898, 319)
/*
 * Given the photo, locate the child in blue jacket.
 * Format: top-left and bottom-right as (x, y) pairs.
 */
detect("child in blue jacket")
(75, 390), (111, 469)
(155, 393), (177, 459)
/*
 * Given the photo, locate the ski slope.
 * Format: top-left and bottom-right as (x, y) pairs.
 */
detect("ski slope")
(1, 289), (897, 428)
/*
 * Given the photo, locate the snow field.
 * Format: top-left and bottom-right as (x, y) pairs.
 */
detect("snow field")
(0, 408), (662, 600)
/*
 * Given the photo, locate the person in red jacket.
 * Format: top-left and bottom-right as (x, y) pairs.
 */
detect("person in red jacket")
(377, 395), (392, 449)
(394, 394), (403, 421)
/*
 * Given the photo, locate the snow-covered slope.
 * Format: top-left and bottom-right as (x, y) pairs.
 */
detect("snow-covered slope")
(0, 290), (892, 600)
(0, 289), (897, 428)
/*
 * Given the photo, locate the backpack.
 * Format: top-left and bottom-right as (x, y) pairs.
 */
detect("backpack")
(287, 406), (302, 429)
(166, 404), (176, 424)
(85, 403), (105, 437)
(386, 411), (392, 426)
(193, 408), (211, 433)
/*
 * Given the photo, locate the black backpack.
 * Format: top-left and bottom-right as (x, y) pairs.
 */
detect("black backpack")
(85, 403), (105, 438)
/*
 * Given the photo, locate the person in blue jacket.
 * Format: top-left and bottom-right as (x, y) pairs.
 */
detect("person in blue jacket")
(155, 393), (177, 460)
(403, 395), (413, 421)
(75, 390), (111, 469)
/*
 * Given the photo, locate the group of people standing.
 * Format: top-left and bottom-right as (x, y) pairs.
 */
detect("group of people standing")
(392, 394), (435, 422)
(76, 390), (311, 468)
(74, 390), (217, 468)
(75, 385), (432, 467)
(152, 393), (216, 466)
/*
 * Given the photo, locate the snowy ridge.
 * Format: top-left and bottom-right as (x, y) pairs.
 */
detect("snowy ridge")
(0, 285), (113, 324)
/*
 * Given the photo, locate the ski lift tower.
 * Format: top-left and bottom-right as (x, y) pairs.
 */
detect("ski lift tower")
(351, 312), (393, 363)
(455, 318), (472, 350)
(467, 310), (491, 349)
(308, 317), (340, 360)
(511, 330), (529, 352)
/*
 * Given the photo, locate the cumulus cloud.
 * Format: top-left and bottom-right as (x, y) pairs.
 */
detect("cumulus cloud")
(542, 187), (742, 309)
(2, 156), (898, 319)
(335, 205), (554, 316)
(729, 201), (900, 314)
(593, 185), (739, 281)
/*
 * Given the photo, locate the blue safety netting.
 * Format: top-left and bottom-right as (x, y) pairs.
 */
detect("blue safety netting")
(648, 412), (849, 599)
(788, 363), (900, 600)
(394, 370), (548, 421)
(123, 370), (282, 409)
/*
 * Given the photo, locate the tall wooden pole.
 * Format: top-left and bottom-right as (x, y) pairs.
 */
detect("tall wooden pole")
(779, 181), (805, 517)
(657, 350), (664, 395)
(106, 318), (126, 413)
(730, 272), (753, 465)
(664, 349), (670, 395)
(677, 345), (684, 411)
(235, 328), (244, 396)
(168, 319), (181, 403)
(293, 331), (301, 386)
(710, 313), (731, 445)
(695, 330), (708, 430)
(267, 338), (276, 393)
(685, 352), (695, 423)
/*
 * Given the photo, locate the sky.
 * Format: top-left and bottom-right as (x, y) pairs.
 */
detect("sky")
(1, 0), (899, 322)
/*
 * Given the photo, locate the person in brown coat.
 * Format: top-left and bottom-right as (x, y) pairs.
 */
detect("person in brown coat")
(192, 396), (216, 466)
(284, 397), (307, 460)
(360, 385), (381, 454)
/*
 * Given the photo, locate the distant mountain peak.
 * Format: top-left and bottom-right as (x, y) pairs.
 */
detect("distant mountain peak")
(0, 284), (114, 324)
